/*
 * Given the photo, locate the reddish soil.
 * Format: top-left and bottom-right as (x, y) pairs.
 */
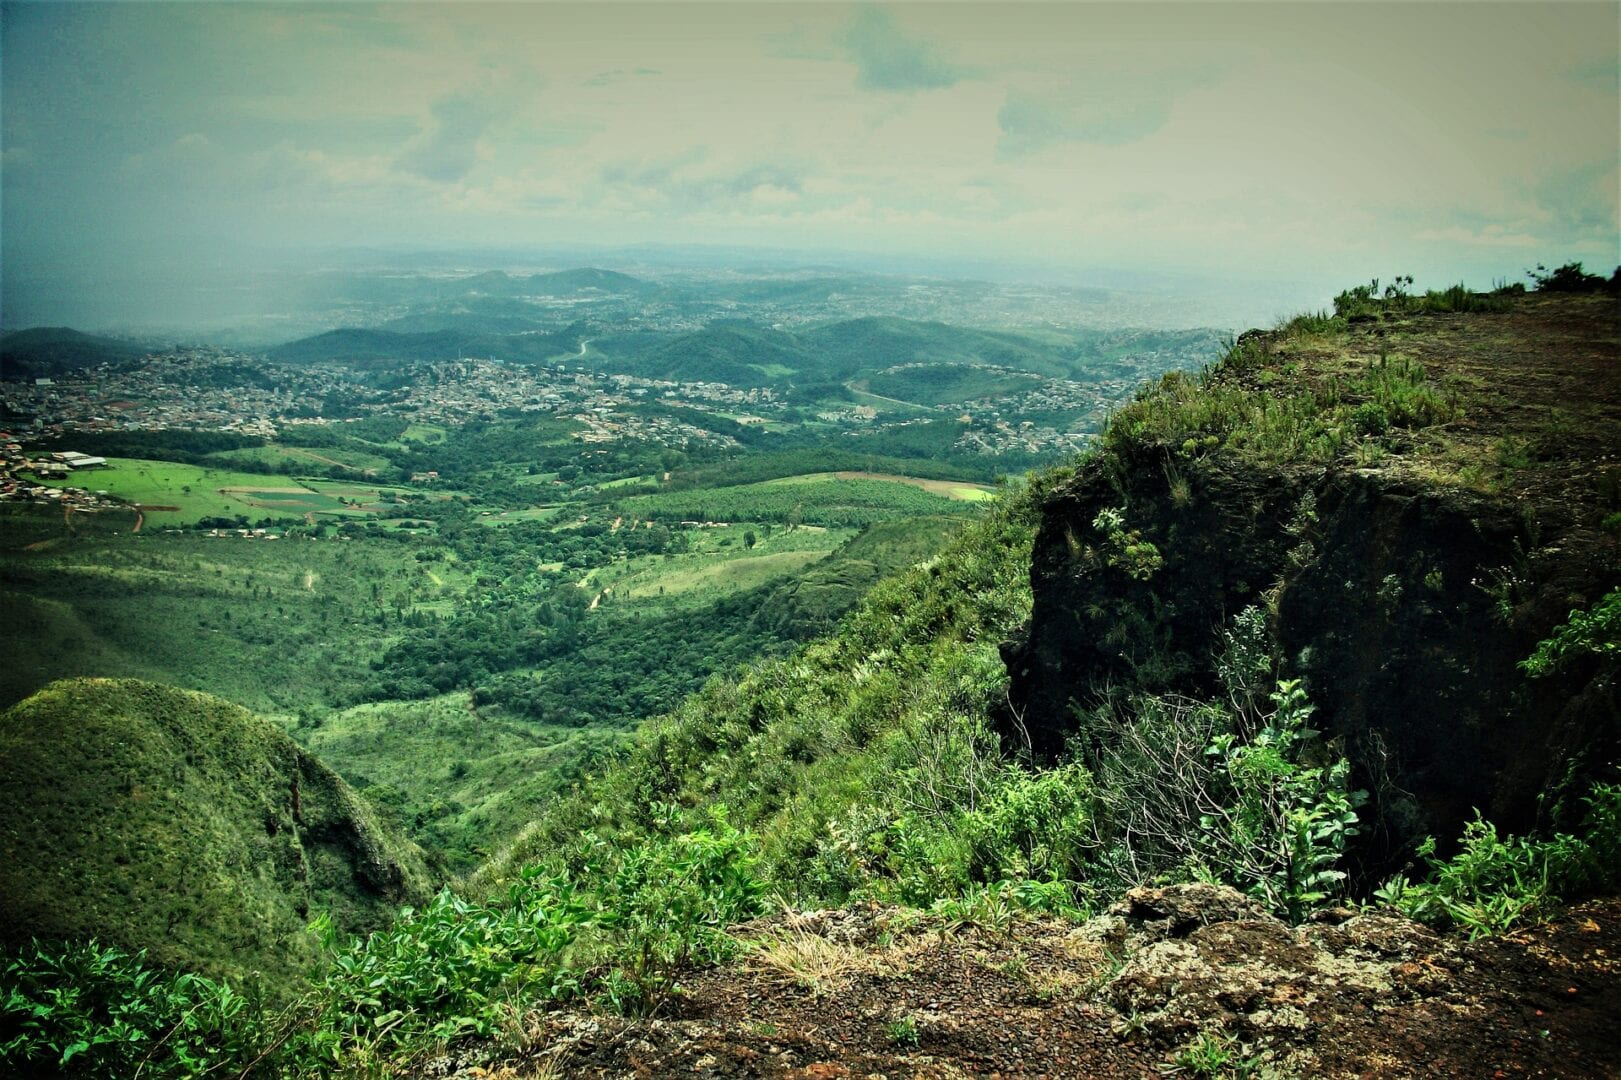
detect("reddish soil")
(444, 887), (1621, 1079)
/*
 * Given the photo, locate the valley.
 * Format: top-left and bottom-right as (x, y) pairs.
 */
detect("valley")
(0, 267), (1224, 874)
(3, 270), (1619, 1078)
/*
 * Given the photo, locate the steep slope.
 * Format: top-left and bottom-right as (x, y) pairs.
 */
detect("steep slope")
(1003, 291), (1621, 875)
(0, 679), (434, 985)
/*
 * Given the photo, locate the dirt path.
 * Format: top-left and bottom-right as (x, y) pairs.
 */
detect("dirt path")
(465, 887), (1621, 1079)
(281, 446), (358, 471)
(833, 471), (995, 499)
(843, 381), (933, 411)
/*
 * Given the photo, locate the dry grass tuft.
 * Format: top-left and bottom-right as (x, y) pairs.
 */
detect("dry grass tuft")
(743, 926), (888, 994)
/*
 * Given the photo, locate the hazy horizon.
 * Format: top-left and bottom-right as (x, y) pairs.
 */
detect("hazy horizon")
(3, 1), (1617, 334)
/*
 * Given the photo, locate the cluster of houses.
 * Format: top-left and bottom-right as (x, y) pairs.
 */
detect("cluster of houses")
(0, 434), (123, 511)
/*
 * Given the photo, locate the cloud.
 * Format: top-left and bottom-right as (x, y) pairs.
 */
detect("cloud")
(998, 93), (1171, 156)
(1568, 58), (1619, 91)
(584, 68), (660, 87)
(394, 93), (497, 183)
(597, 153), (815, 214)
(838, 7), (970, 93)
(1412, 223), (1541, 249)
(997, 67), (1219, 157)
(1532, 162), (1620, 236)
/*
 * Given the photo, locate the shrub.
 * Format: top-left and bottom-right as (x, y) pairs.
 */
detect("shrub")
(1527, 261), (1613, 293)
(0, 941), (267, 1079)
(296, 872), (590, 1070)
(1519, 588), (1621, 677)
(591, 807), (766, 1012)
(1375, 782), (1621, 938)
(1350, 402), (1389, 437)
(1083, 617), (1364, 921)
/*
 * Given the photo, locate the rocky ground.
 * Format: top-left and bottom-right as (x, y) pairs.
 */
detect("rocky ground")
(437, 885), (1621, 1078)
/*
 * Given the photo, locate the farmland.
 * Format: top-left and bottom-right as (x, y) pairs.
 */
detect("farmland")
(610, 472), (988, 527)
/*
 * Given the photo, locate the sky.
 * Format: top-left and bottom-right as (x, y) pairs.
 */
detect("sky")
(2, 1), (1618, 327)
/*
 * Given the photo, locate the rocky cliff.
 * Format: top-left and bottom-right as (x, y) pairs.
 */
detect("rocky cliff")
(1002, 293), (1621, 876)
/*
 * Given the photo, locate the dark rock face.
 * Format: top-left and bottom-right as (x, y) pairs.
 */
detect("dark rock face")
(1001, 449), (1619, 876)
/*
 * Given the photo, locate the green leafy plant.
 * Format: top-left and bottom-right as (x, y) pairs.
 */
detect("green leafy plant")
(1520, 588), (1620, 677)
(1091, 507), (1163, 581)
(1376, 781), (1621, 938)
(296, 869), (589, 1070)
(0, 940), (267, 1079)
(1200, 680), (1364, 920)
(592, 806), (766, 1012)
(1527, 261), (1613, 293)
(886, 1015), (920, 1047)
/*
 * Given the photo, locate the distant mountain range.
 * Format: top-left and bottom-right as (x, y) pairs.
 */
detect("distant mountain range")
(267, 323), (590, 367)
(0, 326), (153, 379)
(265, 315), (1134, 387)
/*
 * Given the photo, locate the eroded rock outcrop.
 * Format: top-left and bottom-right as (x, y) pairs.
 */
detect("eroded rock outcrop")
(1002, 295), (1621, 874)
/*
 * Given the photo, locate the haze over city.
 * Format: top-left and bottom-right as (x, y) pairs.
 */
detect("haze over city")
(3, 1), (1618, 331)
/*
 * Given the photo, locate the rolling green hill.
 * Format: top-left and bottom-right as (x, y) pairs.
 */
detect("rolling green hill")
(0, 679), (434, 986)
(0, 327), (152, 379)
(800, 316), (1074, 379)
(267, 325), (585, 366)
(268, 314), (1085, 388)
(635, 321), (815, 385)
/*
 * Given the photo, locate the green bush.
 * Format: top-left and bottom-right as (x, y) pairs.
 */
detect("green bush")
(1376, 781), (1621, 938)
(1, 940), (267, 1078)
(1527, 261), (1614, 294)
(1520, 588), (1620, 677)
(591, 806), (766, 1012)
(1351, 402), (1389, 437)
(296, 872), (589, 1070)
(1083, 634), (1364, 921)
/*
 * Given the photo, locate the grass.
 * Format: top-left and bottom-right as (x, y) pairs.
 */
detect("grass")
(0, 678), (432, 989)
(296, 695), (623, 873)
(32, 458), (300, 525)
(744, 924), (884, 993)
(30, 458), (443, 526)
(206, 443), (394, 474)
(398, 423), (448, 445)
(597, 473), (656, 490)
(0, 510), (466, 713)
(1105, 337), (1459, 470)
(623, 549), (829, 599)
(576, 523), (854, 603)
(477, 505), (565, 526)
(614, 473), (985, 528)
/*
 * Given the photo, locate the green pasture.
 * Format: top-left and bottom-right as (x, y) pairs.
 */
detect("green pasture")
(207, 443), (394, 474)
(0, 516), (466, 713)
(621, 549), (828, 599)
(597, 474), (656, 490)
(478, 506), (565, 526)
(398, 423), (448, 444)
(34, 458), (302, 525)
(578, 523), (851, 603)
(612, 472), (988, 527)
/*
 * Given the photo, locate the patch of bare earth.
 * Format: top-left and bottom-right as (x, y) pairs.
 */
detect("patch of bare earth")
(433, 886), (1621, 1079)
